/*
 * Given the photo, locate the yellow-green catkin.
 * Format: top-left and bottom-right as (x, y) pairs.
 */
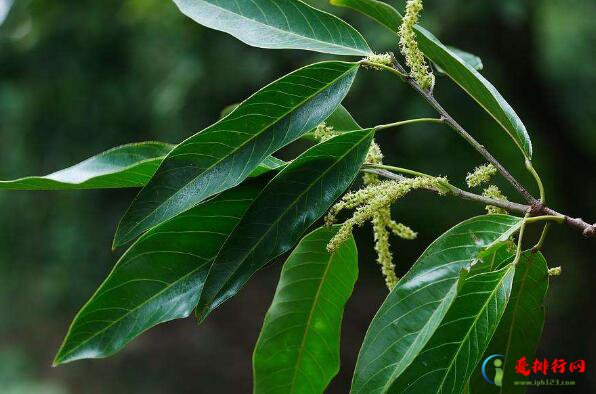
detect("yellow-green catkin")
(399, 0), (435, 90)
(466, 163), (497, 188)
(363, 52), (395, 70)
(313, 122), (338, 142)
(326, 177), (447, 254)
(548, 266), (562, 276)
(482, 185), (508, 215)
(363, 141), (400, 289)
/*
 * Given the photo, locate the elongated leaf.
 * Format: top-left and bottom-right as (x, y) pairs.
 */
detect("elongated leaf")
(416, 26), (532, 158)
(173, 0), (372, 56)
(0, 142), (284, 190)
(389, 263), (516, 393)
(253, 226), (358, 394)
(436, 47), (483, 74)
(330, 0), (402, 32)
(197, 128), (375, 320)
(351, 215), (523, 394)
(53, 178), (268, 365)
(0, 142), (173, 190)
(470, 251), (548, 393)
(114, 61), (360, 247)
(331, 0), (531, 158)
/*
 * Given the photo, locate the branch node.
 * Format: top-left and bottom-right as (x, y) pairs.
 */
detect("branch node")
(530, 201), (544, 216)
(582, 223), (596, 238)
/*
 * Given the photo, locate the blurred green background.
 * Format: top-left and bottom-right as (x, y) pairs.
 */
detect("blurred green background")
(1, 0), (594, 392)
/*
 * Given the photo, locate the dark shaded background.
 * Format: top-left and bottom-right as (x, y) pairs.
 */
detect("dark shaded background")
(0, 0), (594, 392)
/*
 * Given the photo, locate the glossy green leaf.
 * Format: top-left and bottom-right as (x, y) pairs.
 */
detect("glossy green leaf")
(389, 263), (516, 393)
(436, 47), (483, 74)
(0, 141), (284, 190)
(253, 226), (358, 394)
(330, 0), (532, 158)
(114, 61), (360, 247)
(53, 178), (268, 365)
(416, 25), (532, 158)
(0, 142), (173, 190)
(351, 215), (523, 394)
(330, 0), (402, 32)
(173, 0), (372, 56)
(196, 128), (375, 321)
(470, 251), (549, 393)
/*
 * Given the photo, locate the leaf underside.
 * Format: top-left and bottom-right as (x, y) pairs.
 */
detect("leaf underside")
(0, 142), (173, 190)
(173, 0), (372, 56)
(253, 226), (358, 394)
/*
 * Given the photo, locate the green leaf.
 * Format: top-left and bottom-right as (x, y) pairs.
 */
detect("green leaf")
(351, 215), (523, 394)
(330, 0), (402, 32)
(253, 226), (358, 394)
(196, 128), (375, 321)
(0, 142), (173, 190)
(324, 103), (361, 131)
(330, 0), (532, 158)
(0, 142), (284, 190)
(114, 61), (360, 247)
(416, 26), (532, 158)
(436, 47), (483, 74)
(53, 177), (269, 365)
(388, 263), (516, 393)
(470, 251), (549, 393)
(173, 0), (372, 56)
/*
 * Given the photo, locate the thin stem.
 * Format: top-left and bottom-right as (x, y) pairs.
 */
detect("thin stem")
(525, 215), (565, 225)
(364, 167), (596, 238)
(375, 117), (444, 131)
(365, 164), (434, 179)
(525, 159), (545, 203)
(359, 60), (407, 79)
(532, 223), (551, 253)
(389, 62), (538, 205)
(513, 213), (531, 265)
(362, 168), (527, 214)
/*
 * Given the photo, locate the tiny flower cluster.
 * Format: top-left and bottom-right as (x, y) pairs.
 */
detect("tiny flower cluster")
(466, 163), (497, 188)
(466, 163), (508, 214)
(399, 0), (435, 90)
(326, 176), (447, 289)
(548, 266), (562, 276)
(312, 122), (338, 142)
(363, 52), (395, 70)
(482, 185), (508, 215)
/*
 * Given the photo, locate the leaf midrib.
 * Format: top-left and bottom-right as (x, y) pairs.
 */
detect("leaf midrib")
(121, 62), (357, 241)
(55, 261), (207, 363)
(288, 240), (336, 393)
(189, 0), (370, 54)
(203, 129), (372, 308)
(433, 265), (514, 392)
(499, 253), (534, 394)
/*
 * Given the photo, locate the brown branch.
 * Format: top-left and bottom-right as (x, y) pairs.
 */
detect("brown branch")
(364, 168), (596, 238)
(391, 62), (538, 205)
